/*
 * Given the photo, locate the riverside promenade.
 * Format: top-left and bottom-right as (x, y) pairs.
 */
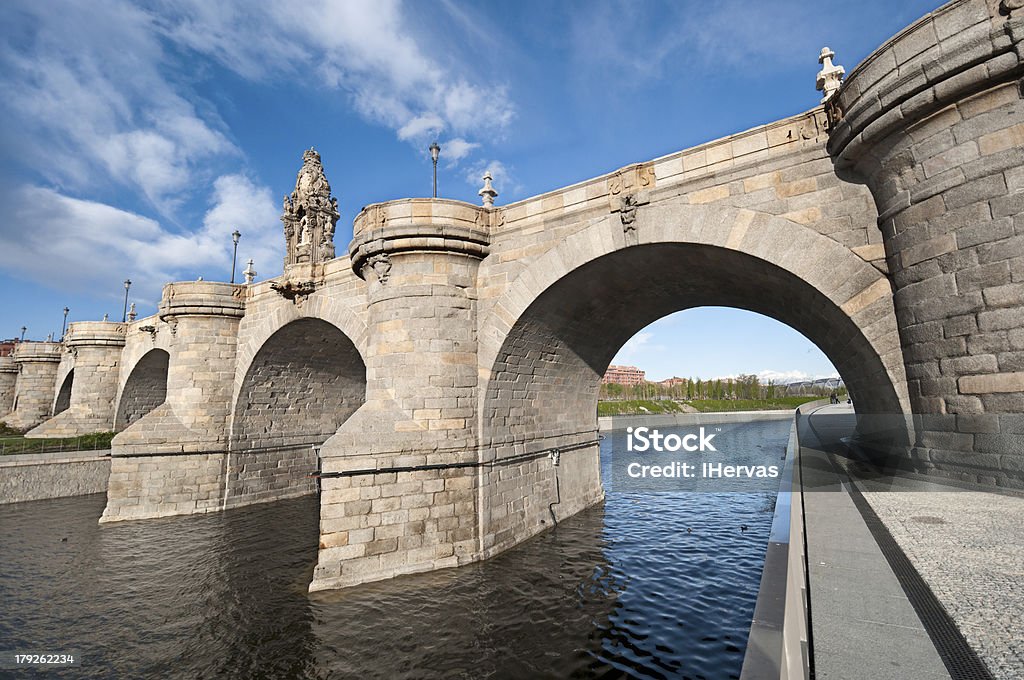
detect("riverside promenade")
(800, 404), (1024, 680)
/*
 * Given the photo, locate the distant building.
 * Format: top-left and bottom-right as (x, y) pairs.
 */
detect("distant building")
(657, 377), (688, 388)
(0, 339), (18, 357)
(602, 365), (646, 386)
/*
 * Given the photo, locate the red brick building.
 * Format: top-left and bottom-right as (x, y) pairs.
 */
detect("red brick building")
(601, 364), (646, 386)
(0, 339), (18, 357)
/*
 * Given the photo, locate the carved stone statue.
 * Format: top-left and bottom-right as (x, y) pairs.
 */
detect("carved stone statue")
(281, 148), (340, 267)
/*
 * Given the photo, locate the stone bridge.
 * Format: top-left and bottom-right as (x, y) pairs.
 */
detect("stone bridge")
(2, 0), (1021, 592)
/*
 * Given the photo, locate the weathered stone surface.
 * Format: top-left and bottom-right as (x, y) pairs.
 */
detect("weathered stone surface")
(26, 322), (126, 438)
(5, 342), (62, 431)
(828, 0), (1024, 487)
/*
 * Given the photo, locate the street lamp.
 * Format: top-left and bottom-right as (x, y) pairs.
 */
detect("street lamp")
(61, 307), (69, 340)
(230, 230), (241, 283)
(20, 326), (26, 342)
(122, 279), (132, 323)
(429, 141), (440, 198)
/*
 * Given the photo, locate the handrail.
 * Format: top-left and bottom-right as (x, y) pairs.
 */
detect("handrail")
(740, 400), (826, 679)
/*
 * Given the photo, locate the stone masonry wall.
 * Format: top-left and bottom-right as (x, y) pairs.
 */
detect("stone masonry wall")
(27, 322), (126, 438)
(102, 453), (227, 522)
(104, 282), (244, 521)
(0, 356), (17, 416)
(6, 342), (62, 431)
(828, 0), (1024, 485)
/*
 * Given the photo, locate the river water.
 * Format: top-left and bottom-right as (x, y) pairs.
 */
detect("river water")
(1, 419), (790, 679)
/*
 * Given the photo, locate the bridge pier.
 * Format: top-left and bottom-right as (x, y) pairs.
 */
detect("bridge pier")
(25, 321), (126, 438)
(101, 281), (245, 522)
(0, 356), (17, 418)
(827, 0), (1024, 485)
(4, 342), (62, 431)
(311, 199), (490, 591)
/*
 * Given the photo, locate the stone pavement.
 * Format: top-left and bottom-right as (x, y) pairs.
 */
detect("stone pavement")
(857, 467), (1024, 679)
(802, 403), (1024, 679)
(800, 404), (951, 680)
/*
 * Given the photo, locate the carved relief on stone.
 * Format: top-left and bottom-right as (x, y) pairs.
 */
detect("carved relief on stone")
(270, 279), (317, 304)
(607, 164), (655, 196)
(370, 204), (388, 231)
(365, 253), (392, 285)
(1001, 0), (1023, 15)
(281, 148), (340, 268)
(611, 191), (649, 234)
(619, 194), (639, 232)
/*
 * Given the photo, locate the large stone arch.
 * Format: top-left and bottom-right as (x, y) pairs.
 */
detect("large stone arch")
(478, 202), (909, 447)
(233, 293), (368, 400)
(53, 369), (73, 416)
(226, 316), (367, 507)
(114, 349), (170, 431)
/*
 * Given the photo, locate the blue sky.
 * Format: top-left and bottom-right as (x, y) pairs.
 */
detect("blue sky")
(0, 0), (942, 378)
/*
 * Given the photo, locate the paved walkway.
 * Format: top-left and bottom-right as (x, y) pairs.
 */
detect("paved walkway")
(800, 404), (1024, 679)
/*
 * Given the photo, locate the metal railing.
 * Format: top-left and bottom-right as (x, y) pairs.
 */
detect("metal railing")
(0, 433), (115, 456)
(739, 400), (827, 679)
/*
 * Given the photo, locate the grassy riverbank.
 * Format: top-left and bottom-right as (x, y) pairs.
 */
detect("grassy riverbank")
(0, 430), (115, 455)
(597, 396), (822, 416)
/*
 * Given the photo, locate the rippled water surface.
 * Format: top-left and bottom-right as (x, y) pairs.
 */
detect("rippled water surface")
(1, 420), (790, 679)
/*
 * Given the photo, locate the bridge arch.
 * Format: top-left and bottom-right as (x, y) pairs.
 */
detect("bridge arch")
(114, 349), (170, 431)
(479, 202), (909, 447)
(227, 316), (367, 506)
(231, 316), (367, 447)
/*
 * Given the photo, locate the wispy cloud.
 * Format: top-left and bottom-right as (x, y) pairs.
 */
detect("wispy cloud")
(0, 0), (236, 211)
(0, 0), (514, 305)
(713, 370), (841, 384)
(0, 176), (281, 309)
(156, 0), (514, 153)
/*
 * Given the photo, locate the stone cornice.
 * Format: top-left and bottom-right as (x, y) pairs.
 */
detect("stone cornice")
(64, 321), (127, 348)
(159, 281), (246, 320)
(11, 341), (62, 363)
(828, 0), (1024, 166)
(349, 198), (491, 278)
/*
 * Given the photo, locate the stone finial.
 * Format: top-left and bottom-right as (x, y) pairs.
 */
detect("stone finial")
(102, 313), (109, 321)
(478, 171), (498, 208)
(282, 148), (340, 267)
(127, 303), (137, 322)
(816, 47), (845, 104)
(46, 332), (53, 342)
(243, 258), (257, 284)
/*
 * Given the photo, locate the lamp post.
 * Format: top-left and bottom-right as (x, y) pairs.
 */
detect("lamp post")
(122, 279), (132, 323)
(20, 326), (26, 342)
(61, 307), (69, 340)
(429, 141), (440, 198)
(230, 230), (241, 283)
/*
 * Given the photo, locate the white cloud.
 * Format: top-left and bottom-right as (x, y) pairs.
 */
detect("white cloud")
(443, 138), (481, 165)
(0, 0), (236, 211)
(157, 0), (514, 152)
(0, 177), (281, 310)
(613, 332), (659, 364)
(712, 370), (841, 384)
(399, 114), (445, 142)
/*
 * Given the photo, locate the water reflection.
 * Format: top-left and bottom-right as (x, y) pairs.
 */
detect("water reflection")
(0, 419), (790, 679)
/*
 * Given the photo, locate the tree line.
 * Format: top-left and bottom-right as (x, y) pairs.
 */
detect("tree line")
(599, 374), (846, 401)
